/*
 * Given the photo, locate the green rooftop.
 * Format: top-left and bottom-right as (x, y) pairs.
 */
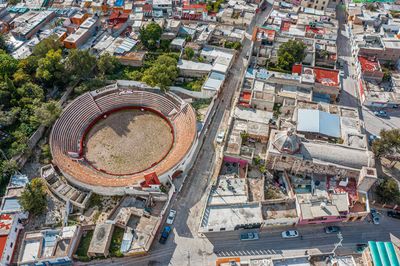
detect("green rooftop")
(369, 241), (400, 266)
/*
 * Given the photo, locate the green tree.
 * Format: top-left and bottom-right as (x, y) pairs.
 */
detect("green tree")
(33, 100), (62, 127)
(0, 34), (7, 51)
(65, 49), (96, 81)
(139, 22), (163, 50)
(16, 82), (44, 106)
(277, 52), (295, 71)
(32, 35), (62, 58)
(0, 50), (18, 77)
(9, 129), (29, 157)
(8, 0), (20, 5)
(19, 178), (47, 216)
(372, 129), (400, 162)
(277, 40), (306, 70)
(13, 69), (31, 87)
(125, 70), (143, 81)
(0, 107), (20, 126)
(184, 47), (195, 60)
(142, 55), (178, 91)
(36, 49), (65, 86)
(376, 178), (400, 204)
(97, 53), (120, 77)
(0, 160), (18, 178)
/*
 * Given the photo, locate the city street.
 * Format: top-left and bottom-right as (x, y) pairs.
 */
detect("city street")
(78, 4), (400, 266)
(337, 3), (400, 137)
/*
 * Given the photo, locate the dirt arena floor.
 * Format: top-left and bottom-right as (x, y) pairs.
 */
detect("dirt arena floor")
(84, 110), (173, 175)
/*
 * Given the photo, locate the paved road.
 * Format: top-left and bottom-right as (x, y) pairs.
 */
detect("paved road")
(336, 3), (400, 137)
(82, 5), (274, 266)
(79, 5), (400, 266)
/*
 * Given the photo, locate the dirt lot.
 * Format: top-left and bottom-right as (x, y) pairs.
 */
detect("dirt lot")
(84, 110), (173, 175)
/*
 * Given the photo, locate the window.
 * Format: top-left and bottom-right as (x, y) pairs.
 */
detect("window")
(6, 256), (9, 261)
(14, 228), (17, 232)
(282, 156), (287, 161)
(10, 242), (13, 248)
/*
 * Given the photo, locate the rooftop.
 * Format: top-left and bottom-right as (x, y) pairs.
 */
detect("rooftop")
(296, 109), (341, 138)
(314, 68), (339, 87)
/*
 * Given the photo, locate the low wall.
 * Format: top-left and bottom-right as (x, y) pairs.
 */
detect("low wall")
(170, 86), (211, 99)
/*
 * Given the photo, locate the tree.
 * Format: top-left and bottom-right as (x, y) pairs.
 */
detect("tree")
(142, 55), (178, 91)
(184, 47), (195, 60)
(139, 22), (162, 50)
(13, 69), (31, 87)
(19, 178), (47, 216)
(0, 160), (18, 179)
(97, 53), (120, 77)
(8, 0), (20, 5)
(0, 50), (18, 77)
(32, 35), (62, 59)
(376, 178), (400, 204)
(16, 82), (44, 106)
(65, 49), (96, 81)
(277, 40), (306, 71)
(33, 100), (62, 127)
(0, 107), (20, 126)
(372, 129), (400, 162)
(277, 51), (296, 71)
(0, 34), (7, 51)
(36, 49), (65, 86)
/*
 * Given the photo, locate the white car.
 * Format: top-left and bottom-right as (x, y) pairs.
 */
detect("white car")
(216, 131), (225, 144)
(166, 209), (177, 225)
(281, 230), (299, 238)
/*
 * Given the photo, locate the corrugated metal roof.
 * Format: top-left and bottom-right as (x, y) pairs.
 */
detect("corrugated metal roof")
(115, 38), (137, 54)
(369, 241), (400, 266)
(2, 198), (22, 212)
(297, 109), (340, 138)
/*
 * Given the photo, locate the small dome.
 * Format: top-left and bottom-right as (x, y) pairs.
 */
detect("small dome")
(272, 129), (301, 154)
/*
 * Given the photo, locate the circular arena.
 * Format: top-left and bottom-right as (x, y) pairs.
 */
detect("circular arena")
(50, 86), (197, 195)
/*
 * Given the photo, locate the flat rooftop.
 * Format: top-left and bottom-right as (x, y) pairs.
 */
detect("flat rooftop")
(209, 177), (248, 205)
(201, 203), (263, 230)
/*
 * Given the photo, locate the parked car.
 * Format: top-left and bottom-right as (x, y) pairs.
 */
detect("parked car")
(368, 134), (381, 146)
(281, 230), (299, 238)
(240, 232), (259, 241)
(159, 226), (172, 244)
(356, 243), (368, 253)
(370, 209), (380, 225)
(166, 209), (177, 225)
(324, 226), (340, 234)
(387, 211), (400, 219)
(216, 131), (225, 144)
(374, 110), (389, 118)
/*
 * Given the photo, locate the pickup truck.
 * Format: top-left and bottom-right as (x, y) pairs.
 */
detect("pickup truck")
(240, 232), (259, 241)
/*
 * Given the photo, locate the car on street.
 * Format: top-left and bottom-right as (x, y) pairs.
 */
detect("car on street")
(281, 230), (299, 238)
(356, 243), (368, 253)
(166, 209), (177, 225)
(374, 110), (389, 118)
(324, 226), (340, 234)
(240, 232), (259, 241)
(216, 131), (225, 144)
(159, 226), (171, 244)
(387, 210), (400, 219)
(370, 209), (380, 225)
(368, 134), (381, 146)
